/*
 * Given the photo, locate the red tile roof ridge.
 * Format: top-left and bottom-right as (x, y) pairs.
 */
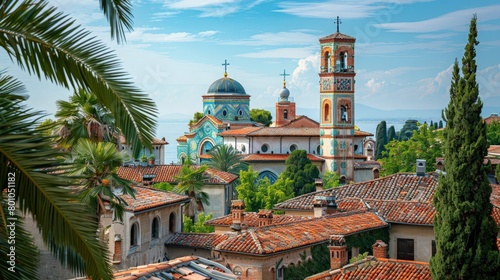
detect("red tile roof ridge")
(376, 257), (429, 266)
(249, 230), (265, 254)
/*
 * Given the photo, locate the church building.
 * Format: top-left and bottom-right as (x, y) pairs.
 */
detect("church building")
(177, 27), (378, 183)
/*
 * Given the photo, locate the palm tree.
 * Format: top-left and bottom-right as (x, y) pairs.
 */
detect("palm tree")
(55, 89), (119, 149)
(0, 0), (155, 279)
(206, 144), (248, 175)
(70, 139), (135, 222)
(174, 164), (210, 220)
(0, 75), (111, 279)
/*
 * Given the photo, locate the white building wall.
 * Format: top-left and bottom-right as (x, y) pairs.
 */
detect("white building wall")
(389, 224), (435, 262)
(250, 136), (320, 155)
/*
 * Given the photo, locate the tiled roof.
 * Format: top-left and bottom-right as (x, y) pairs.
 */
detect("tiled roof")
(205, 212), (313, 227)
(354, 160), (380, 169)
(243, 153), (325, 162)
(214, 210), (388, 255)
(275, 173), (437, 211)
(275, 174), (500, 226)
(176, 135), (187, 142)
(354, 130), (373, 137)
(190, 115), (223, 130)
(247, 127), (319, 136)
(119, 135), (168, 145)
(320, 32), (356, 41)
(119, 186), (189, 212)
(219, 126), (262, 136)
(488, 145), (500, 155)
(306, 257), (431, 280)
(117, 165), (238, 184)
(112, 256), (238, 280)
(497, 238), (500, 251)
(165, 232), (230, 249)
(281, 116), (319, 128)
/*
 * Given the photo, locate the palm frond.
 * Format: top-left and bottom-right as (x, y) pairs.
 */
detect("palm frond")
(0, 83), (112, 279)
(0, 0), (157, 157)
(100, 0), (134, 44)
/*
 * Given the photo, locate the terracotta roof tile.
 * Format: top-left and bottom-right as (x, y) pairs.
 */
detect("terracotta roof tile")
(205, 212), (313, 227)
(243, 153), (325, 162)
(320, 32), (356, 41)
(214, 211), (388, 255)
(117, 165), (237, 184)
(165, 233), (230, 249)
(488, 145), (500, 155)
(247, 126), (319, 136)
(307, 257), (431, 280)
(119, 186), (189, 212)
(219, 126), (262, 136)
(354, 130), (373, 137)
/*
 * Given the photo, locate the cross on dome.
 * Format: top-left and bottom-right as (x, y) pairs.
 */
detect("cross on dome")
(222, 59), (230, 77)
(279, 69), (290, 88)
(334, 16), (342, 33)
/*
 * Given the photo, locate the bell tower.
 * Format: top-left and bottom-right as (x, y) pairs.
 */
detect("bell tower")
(319, 17), (356, 182)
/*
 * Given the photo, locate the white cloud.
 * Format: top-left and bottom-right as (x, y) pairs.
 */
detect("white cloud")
(374, 5), (500, 33)
(237, 47), (316, 59)
(225, 32), (318, 46)
(418, 64), (453, 96)
(162, 0), (266, 17)
(165, 0), (236, 9)
(357, 40), (453, 55)
(365, 78), (387, 94)
(128, 29), (220, 42)
(289, 54), (321, 103)
(478, 64), (500, 100)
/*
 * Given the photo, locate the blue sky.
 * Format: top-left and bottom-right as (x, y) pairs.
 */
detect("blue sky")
(4, 0), (500, 122)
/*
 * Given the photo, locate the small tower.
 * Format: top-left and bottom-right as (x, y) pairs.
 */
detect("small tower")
(328, 235), (348, 270)
(257, 209), (273, 227)
(274, 70), (296, 127)
(230, 200), (245, 231)
(319, 17), (356, 182)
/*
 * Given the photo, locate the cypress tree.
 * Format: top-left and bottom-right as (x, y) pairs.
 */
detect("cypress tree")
(387, 125), (396, 142)
(375, 120), (387, 160)
(431, 15), (500, 279)
(439, 120), (444, 129)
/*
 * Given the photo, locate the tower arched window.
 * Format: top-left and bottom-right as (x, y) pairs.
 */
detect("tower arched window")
(341, 105), (348, 122)
(130, 222), (139, 246)
(284, 109), (288, 119)
(339, 52), (346, 71)
(151, 217), (159, 239)
(324, 103), (330, 122)
(169, 212), (176, 233)
(324, 51), (331, 72)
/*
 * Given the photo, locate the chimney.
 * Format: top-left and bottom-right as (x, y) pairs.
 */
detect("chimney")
(372, 240), (388, 259)
(230, 200), (245, 231)
(315, 178), (324, 192)
(325, 196), (338, 215)
(257, 209), (273, 227)
(313, 196), (327, 217)
(416, 159), (426, 176)
(328, 236), (348, 270)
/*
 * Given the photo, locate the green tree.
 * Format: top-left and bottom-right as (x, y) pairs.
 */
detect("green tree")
(236, 166), (270, 212)
(431, 15), (500, 279)
(183, 213), (215, 233)
(486, 121), (500, 145)
(189, 112), (204, 126)
(387, 125), (396, 143)
(322, 170), (341, 189)
(152, 182), (174, 192)
(70, 139), (135, 221)
(0, 0), (150, 278)
(398, 120), (419, 141)
(250, 108), (273, 126)
(54, 89), (118, 149)
(439, 120), (444, 129)
(375, 120), (387, 160)
(379, 123), (443, 176)
(282, 150), (320, 196)
(174, 164), (210, 220)
(257, 176), (295, 210)
(206, 144), (248, 175)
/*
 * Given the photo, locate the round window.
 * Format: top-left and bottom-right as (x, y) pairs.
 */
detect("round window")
(239, 109), (243, 116)
(241, 145), (246, 152)
(261, 144), (269, 153)
(290, 144), (297, 152)
(222, 110), (227, 116)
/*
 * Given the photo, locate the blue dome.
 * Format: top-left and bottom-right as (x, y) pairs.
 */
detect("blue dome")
(207, 76), (246, 95)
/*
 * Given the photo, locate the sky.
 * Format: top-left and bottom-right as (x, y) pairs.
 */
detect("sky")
(3, 0), (500, 124)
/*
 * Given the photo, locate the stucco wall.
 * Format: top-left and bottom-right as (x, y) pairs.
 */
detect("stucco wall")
(389, 224), (435, 262)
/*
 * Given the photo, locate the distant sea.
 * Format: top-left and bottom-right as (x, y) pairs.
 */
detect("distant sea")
(157, 119), (408, 164)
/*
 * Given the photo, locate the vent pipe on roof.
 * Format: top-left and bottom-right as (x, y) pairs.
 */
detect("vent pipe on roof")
(416, 159), (426, 176)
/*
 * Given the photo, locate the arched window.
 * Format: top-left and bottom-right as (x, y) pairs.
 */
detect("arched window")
(239, 109), (243, 116)
(222, 110), (227, 116)
(151, 217), (159, 239)
(340, 105), (348, 122)
(339, 52), (346, 71)
(169, 213), (176, 233)
(324, 51), (331, 72)
(324, 103), (330, 122)
(130, 222), (139, 246)
(208, 110), (211, 115)
(283, 109), (288, 119)
(241, 145), (246, 153)
(201, 141), (214, 154)
(289, 144), (297, 152)
(233, 266), (242, 276)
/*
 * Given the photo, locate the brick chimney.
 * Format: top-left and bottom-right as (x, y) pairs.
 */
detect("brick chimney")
(372, 240), (388, 259)
(230, 200), (245, 231)
(257, 209), (273, 227)
(315, 178), (324, 192)
(325, 195), (338, 215)
(313, 196), (327, 217)
(328, 235), (348, 270)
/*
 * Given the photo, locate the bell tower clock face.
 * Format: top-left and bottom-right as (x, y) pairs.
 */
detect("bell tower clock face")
(336, 78), (352, 91)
